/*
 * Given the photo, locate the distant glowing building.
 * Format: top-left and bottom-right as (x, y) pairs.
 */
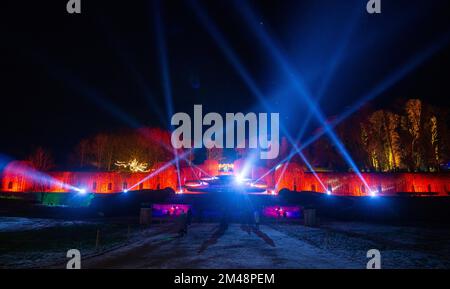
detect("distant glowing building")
(1, 159), (449, 196)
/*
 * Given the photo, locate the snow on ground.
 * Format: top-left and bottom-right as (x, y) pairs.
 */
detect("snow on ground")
(83, 223), (359, 269)
(0, 217), (143, 268)
(273, 221), (450, 268)
(0, 217), (95, 232)
(1, 217), (450, 269)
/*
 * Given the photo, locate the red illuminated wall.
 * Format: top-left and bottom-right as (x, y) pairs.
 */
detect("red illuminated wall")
(1, 160), (449, 196)
(0, 161), (178, 194)
(274, 165), (450, 196)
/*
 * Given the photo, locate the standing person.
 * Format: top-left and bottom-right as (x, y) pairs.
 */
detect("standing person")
(187, 208), (192, 227)
(177, 211), (188, 237)
(220, 208), (229, 231)
(219, 195), (231, 231)
(254, 210), (260, 231)
(245, 208), (252, 228)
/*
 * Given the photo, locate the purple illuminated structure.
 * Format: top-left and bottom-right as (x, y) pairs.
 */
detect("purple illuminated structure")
(152, 204), (191, 217)
(262, 206), (301, 219)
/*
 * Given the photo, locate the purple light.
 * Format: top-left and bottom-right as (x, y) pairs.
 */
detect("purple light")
(152, 204), (190, 217)
(263, 206), (301, 219)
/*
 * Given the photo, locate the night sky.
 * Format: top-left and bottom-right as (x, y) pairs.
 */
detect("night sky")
(2, 0), (450, 162)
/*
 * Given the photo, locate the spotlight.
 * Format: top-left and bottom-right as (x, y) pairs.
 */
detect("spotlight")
(370, 191), (377, 198)
(326, 190), (332, 196)
(123, 189), (128, 193)
(235, 174), (245, 183)
(275, 164), (282, 171)
(267, 189), (276, 195)
(176, 189), (184, 195)
(77, 188), (87, 195)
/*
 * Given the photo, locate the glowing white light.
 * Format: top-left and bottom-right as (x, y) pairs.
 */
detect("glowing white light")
(176, 189), (184, 194)
(123, 189), (128, 193)
(77, 188), (87, 195)
(326, 190), (332, 195)
(370, 191), (377, 197)
(186, 181), (207, 187)
(275, 164), (282, 171)
(235, 174), (245, 183)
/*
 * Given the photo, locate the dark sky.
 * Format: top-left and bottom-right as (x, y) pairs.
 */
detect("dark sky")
(2, 0), (450, 162)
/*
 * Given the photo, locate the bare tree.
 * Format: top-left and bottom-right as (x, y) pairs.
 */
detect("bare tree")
(27, 147), (55, 171)
(403, 99), (422, 170)
(75, 139), (89, 168)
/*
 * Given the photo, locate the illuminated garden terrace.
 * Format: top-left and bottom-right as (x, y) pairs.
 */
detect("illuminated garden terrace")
(1, 160), (449, 197)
